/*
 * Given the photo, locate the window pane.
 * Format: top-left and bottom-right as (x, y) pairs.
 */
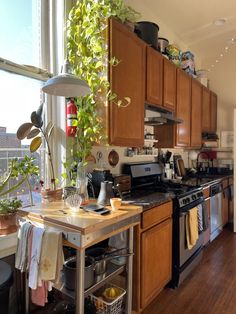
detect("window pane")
(0, 70), (44, 206)
(0, 0), (41, 66)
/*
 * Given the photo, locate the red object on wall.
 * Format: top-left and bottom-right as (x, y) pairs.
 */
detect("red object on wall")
(206, 151), (217, 160)
(66, 98), (77, 137)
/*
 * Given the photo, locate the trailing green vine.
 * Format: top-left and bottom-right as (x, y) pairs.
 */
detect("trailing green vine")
(66, 0), (141, 170)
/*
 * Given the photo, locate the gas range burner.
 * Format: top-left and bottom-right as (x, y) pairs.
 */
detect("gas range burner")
(154, 181), (197, 195)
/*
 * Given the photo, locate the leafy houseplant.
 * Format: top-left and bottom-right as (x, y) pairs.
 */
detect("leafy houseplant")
(0, 198), (22, 235)
(0, 155), (39, 205)
(0, 156), (38, 234)
(65, 0), (141, 177)
(16, 105), (62, 201)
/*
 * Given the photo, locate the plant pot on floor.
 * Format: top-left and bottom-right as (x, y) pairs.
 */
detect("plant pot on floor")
(41, 188), (63, 203)
(0, 213), (17, 235)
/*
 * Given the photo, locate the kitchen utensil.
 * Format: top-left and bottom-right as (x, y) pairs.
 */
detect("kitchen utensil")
(135, 21), (159, 49)
(64, 249), (133, 290)
(158, 37), (169, 54)
(96, 151), (103, 165)
(97, 181), (114, 206)
(65, 193), (82, 212)
(63, 255), (95, 290)
(108, 150), (119, 167)
(86, 248), (133, 275)
(110, 198), (122, 211)
(165, 150), (172, 163)
(176, 158), (186, 177)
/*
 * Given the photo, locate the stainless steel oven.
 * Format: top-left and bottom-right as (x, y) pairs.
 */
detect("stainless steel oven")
(122, 162), (206, 288)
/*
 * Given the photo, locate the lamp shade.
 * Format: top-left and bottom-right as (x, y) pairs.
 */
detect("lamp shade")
(42, 73), (90, 97)
(42, 60), (90, 97)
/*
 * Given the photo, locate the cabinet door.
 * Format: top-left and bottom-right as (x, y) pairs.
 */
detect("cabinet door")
(210, 92), (217, 133)
(176, 69), (191, 147)
(163, 58), (176, 111)
(141, 219), (172, 309)
(202, 87), (211, 132)
(191, 79), (202, 147)
(146, 46), (163, 106)
(109, 19), (146, 147)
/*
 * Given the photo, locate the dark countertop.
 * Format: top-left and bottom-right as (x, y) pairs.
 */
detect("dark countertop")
(182, 173), (233, 188)
(121, 173), (233, 212)
(123, 191), (175, 211)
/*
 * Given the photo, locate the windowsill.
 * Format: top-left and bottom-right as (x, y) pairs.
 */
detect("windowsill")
(0, 232), (17, 258)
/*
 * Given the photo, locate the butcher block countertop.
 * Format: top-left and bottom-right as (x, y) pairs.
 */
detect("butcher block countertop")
(19, 201), (142, 235)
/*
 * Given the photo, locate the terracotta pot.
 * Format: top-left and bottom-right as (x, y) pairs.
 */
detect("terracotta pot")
(41, 188), (63, 203)
(0, 213), (17, 235)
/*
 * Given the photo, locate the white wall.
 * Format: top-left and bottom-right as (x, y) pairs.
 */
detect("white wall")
(124, 0), (188, 52)
(201, 50), (236, 134)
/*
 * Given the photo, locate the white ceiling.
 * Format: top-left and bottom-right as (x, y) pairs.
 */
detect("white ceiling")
(124, 0), (236, 69)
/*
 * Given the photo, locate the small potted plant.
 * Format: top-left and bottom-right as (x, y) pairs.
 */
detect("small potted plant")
(16, 104), (62, 202)
(0, 155), (39, 234)
(0, 198), (22, 235)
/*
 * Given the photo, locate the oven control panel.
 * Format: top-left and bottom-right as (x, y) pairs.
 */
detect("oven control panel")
(178, 190), (203, 208)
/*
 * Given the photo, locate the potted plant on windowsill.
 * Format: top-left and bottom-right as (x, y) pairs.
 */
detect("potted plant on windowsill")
(16, 104), (62, 202)
(0, 155), (39, 234)
(0, 198), (22, 235)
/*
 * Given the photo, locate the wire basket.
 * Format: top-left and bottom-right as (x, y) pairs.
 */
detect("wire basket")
(89, 283), (126, 314)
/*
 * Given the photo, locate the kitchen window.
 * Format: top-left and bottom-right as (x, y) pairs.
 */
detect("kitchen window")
(0, 0), (66, 206)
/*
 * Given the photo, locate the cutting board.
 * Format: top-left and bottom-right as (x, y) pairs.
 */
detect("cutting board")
(176, 158), (186, 177)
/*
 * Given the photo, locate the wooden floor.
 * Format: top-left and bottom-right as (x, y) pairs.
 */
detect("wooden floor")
(143, 228), (236, 314)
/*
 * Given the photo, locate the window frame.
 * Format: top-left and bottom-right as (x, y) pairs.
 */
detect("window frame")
(0, 0), (69, 193)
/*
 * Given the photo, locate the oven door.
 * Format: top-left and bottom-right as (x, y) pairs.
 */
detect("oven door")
(179, 210), (204, 267)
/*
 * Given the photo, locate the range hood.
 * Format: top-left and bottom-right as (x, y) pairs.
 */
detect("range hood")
(145, 105), (183, 126)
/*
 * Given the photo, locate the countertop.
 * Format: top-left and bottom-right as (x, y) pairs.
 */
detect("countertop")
(18, 201), (142, 235)
(182, 173), (233, 188)
(123, 192), (174, 211)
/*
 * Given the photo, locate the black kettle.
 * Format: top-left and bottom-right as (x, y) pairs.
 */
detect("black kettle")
(97, 181), (114, 206)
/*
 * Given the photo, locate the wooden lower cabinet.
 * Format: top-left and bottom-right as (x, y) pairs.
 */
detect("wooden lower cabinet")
(141, 218), (172, 309)
(133, 201), (172, 313)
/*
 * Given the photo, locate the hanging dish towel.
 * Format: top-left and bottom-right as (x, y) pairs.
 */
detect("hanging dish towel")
(15, 222), (33, 272)
(39, 230), (64, 282)
(28, 227), (45, 289)
(202, 202), (209, 231)
(197, 204), (203, 233)
(186, 207), (199, 250)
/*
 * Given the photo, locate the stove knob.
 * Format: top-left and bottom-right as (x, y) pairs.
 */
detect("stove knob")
(192, 194), (197, 201)
(184, 197), (190, 204)
(197, 192), (203, 198)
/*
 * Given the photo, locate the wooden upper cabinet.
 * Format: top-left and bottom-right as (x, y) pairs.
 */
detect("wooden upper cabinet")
(191, 79), (202, 147)
(163, 58), (177, 112)
(146, 46), (163, 106)
(201, 87), (217, 133)
(210, 91), (217, 133)
(176, 69), (191, 147)
(201, 86), (211, 132)
(108, 19), (146, 147)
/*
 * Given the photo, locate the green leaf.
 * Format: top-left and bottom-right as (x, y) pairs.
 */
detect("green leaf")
(30, 136), (42, 152)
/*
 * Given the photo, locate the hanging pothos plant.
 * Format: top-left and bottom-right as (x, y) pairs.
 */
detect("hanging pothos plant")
(65, 0), (141, 179)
